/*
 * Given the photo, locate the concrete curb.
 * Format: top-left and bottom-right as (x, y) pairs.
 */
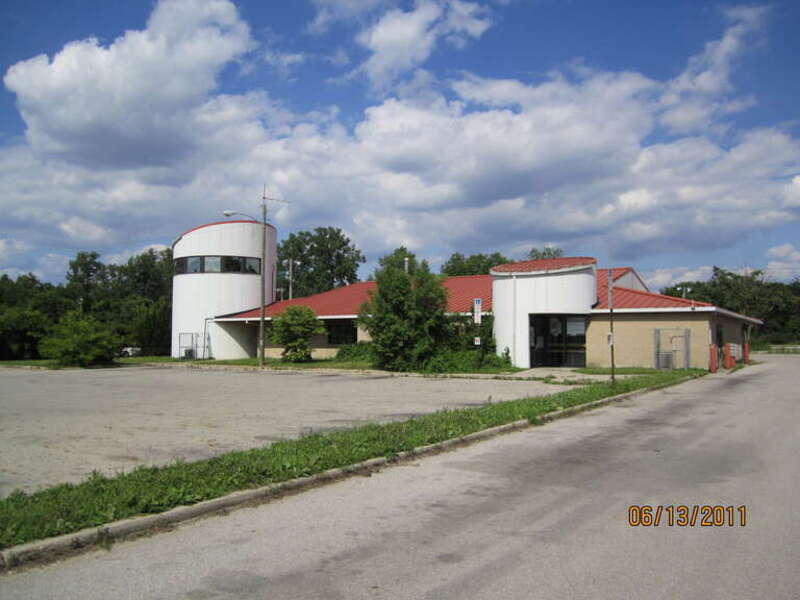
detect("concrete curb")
(0, 373), (700, 572)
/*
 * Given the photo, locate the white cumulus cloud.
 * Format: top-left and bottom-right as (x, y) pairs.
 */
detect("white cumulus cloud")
(354, 0), (491, 91)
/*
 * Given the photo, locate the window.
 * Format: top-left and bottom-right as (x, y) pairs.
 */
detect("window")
(204, 256), (221, 272)
(173, 256), (260, 275)
(326, 320), (357, 345)
(244, 257), (261, 274)
(222, 256), (244, 273)
(174, 257), (188, 274)
(187, 256), (202, 273)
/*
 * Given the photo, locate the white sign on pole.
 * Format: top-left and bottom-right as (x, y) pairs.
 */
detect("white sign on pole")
(473, 298), (482, 324)
(474, 337), (481, 346)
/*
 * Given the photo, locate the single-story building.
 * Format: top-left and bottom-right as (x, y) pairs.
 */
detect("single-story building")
(214, 258), (760, 371)
(170, 220), (760, 370)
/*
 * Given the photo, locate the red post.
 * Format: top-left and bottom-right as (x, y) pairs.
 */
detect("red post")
(709, 344), (718, 373)
(723, 343), (735, 369)
(743, 343), (750, 364)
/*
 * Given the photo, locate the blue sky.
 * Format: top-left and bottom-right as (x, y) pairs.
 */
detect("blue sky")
(1, 0), (799, 288)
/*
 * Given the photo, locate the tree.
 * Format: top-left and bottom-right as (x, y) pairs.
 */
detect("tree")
(661, 267), (797, 343)
(39, 312), (120, 367)
(528, 246), (564, 260)
(277, 227), (365, 298)
(270, 305), (325, 362)
(359, 259), (448, 371)
(376, 246), (417, 275)
(65, 251), (111, 314)
(441, 252), (511, 276)
(130, 297), (172, 355)
(0, 307), (50, 360)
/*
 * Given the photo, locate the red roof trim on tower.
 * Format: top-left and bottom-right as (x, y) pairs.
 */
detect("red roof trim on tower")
(491, 257), (596, 274)
(177, 220), (277, 239)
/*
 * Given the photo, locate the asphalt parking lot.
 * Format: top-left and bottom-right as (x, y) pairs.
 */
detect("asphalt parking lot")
(0, 366), (566, 496)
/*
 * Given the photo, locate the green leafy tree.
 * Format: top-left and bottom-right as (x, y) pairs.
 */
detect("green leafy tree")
(441, 252), (510, 276)
(527, 246), (564, 260)
(277, 227), (365, 297)
(271, 305), (325, 362)
(376, 246), (417, 275)
(0, 307), (50, 360)
(130, 297), (172, 355)
(661, 267), (799, 343)
(39, 312), (120, 366)
(65, 251), (112, 314)
(359, 259), (449, 371)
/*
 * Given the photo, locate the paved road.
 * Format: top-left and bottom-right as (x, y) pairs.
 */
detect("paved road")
(4, 355), (798, 599)
(0, 366), (563, 495)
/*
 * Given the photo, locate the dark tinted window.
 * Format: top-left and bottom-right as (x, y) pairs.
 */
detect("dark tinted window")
(222, 256), (244, 273)
(174, 256), (260, 275)
(174, 257), (188, 274)
(244, 258), (260, 274)
(326, 320), (357, 345)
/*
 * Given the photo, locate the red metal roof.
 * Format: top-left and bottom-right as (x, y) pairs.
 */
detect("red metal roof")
(442, 274), (493, 313)
(222, 274), (494, 319)
(220, 266), (714, 319)
(596, 269), (713, 310)
(491, 257), (596, 273)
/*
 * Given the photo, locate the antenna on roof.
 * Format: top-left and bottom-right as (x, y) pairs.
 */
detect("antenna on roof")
(261, 183), (288, 216)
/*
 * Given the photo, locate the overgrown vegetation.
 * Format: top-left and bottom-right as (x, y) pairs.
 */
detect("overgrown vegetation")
(359, 255), (450, 371)
(270, 306), (325, 362)
(663, 267), (800, 344)
(0, 249), (173, 360)
(335, 342), (375, 362)
(39, 312), (120, 367)
(0, 368), (703, 549)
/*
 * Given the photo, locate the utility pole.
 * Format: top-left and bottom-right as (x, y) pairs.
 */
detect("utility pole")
(258, 186), (287, 368)
(288, 258), (294, 300)
(608, 269), (616, 384)
(223, 187), (287, 369)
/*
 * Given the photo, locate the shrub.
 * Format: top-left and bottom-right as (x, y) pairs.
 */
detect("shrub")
(422, 349), (513, 373)
(270, 305), (325, 362)
(38, 312), (120, 367)
(335, 342), (374, 363)
(359, 261), (449, 371)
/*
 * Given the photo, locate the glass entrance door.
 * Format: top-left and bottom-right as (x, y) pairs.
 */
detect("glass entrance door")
(529, 315), (587, 367)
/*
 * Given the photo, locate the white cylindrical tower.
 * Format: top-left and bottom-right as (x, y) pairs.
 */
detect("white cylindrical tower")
(491, 258), (597, 368)
(171, 220), (278, 359)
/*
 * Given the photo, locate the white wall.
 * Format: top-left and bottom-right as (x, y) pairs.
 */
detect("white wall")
(171, 221), (277, 358)
(614, 269), (648, 292)
(212, 321), (256, 359)
(492, 266), (596, 368)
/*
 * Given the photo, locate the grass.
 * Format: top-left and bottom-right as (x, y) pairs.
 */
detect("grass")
(0, 368), (704, 550)
(0, 356), (179, 370)
(116, 355), (181, 364)
(205, 357), (375, 370)
(573, 366), (661, 375)
(764, 346), (800, 354)
(125, 355), (522, 374)
(0, 359), (58, 369)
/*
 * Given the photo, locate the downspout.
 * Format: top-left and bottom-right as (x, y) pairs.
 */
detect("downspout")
(202, 317), (213, 360)
(512, 275), (517, 367)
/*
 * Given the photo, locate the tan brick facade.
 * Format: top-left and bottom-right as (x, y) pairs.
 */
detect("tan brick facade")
(587, 312), (713, 369)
